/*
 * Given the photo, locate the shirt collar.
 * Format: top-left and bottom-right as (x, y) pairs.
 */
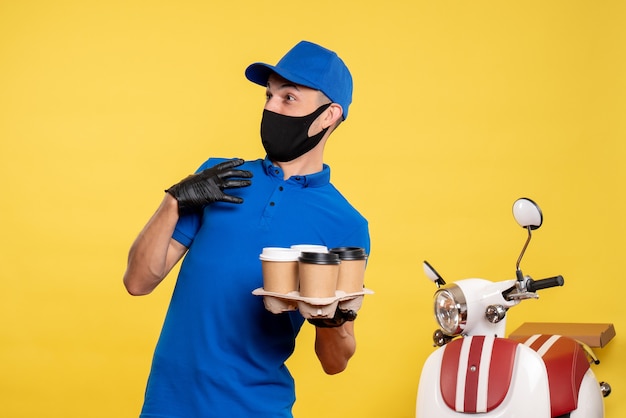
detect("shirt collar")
(263, 157), (330, 188)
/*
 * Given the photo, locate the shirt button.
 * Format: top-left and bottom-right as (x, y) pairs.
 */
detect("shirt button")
(279, 186), (284, 191)
(270, 202), (275, 206)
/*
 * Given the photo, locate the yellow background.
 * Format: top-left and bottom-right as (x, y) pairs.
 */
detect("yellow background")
(1, 1), (624, 417)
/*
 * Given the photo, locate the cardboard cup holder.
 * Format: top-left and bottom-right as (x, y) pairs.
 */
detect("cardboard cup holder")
(252, 288), (374, 319)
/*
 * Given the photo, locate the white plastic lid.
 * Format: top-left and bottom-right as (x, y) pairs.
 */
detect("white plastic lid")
(290, 244), (328, 253)
(259, 247), (300, 261)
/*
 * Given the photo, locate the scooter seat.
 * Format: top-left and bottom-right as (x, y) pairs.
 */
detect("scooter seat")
(513, 334), (590, 417)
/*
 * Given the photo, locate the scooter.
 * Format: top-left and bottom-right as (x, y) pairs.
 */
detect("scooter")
(416, 198), (611, 418)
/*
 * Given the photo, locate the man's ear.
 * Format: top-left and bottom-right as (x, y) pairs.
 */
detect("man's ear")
(323, 103), (343, 128)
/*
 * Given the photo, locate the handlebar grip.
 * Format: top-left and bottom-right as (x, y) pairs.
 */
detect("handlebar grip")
(527, 275), (565, 292)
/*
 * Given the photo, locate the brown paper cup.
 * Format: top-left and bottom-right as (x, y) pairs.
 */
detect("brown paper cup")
(336, 259), (367, 293)
(260, 248), (300, 294)
(330, 247), (368, 293)
(298, 252), (340, 298)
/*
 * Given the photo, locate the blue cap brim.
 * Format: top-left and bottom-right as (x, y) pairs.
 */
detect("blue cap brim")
(245, 62), (321, 92)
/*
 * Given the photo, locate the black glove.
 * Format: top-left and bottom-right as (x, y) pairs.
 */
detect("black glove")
(307, 307), (357, 328)
(166, 158), (253, 213)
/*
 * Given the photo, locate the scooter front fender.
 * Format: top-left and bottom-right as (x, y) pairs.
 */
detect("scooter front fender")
(416, 338), (551, 418)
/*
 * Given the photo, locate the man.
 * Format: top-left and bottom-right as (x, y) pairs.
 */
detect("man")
(124, 40), (370, 417)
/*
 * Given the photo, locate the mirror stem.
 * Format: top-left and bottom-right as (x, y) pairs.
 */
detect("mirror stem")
(516, 226), (533, 281)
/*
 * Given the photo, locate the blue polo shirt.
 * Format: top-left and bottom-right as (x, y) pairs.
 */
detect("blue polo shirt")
(141, 157), (370, 418)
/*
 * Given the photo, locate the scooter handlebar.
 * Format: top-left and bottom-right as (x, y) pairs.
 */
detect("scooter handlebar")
(526, 275), (565, 292)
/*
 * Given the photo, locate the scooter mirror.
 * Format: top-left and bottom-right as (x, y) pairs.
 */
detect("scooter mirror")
(513, 198), (543, 230)
(423, 260), (446, 287)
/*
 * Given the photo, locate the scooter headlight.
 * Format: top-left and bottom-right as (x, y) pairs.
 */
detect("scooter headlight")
(433, 284), (467, 336)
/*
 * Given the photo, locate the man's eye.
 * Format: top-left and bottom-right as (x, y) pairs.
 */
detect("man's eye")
(286, 94), (296, 101)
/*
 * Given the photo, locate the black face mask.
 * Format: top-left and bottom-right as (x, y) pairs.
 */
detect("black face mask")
(260, 103), (332, 162)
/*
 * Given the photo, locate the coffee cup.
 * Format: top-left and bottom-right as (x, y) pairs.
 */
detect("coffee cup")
(259, 247), (300, 294)
(329, 247), (368, 293)
(298, 251), (340, 298)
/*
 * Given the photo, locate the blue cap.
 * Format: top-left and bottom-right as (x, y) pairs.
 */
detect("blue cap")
(245, 41), (353, 120)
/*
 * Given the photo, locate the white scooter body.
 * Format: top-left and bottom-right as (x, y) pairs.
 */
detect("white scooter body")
(415, 279), (606, 418)
(417, 332), (604, 417)
(572, 369), (605, 417)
